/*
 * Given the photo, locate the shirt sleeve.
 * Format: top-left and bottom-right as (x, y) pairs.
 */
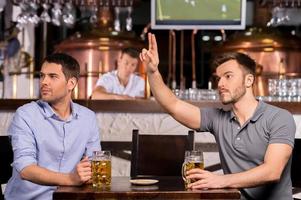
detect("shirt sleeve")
(8, 109), (38, 172)
(267, 109), (296, 147)
(85, 113), (101, 160)
(199, 107), (221, 133)
(95, 73), (113, 93)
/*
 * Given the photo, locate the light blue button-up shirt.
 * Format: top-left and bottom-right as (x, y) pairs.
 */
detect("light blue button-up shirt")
(4, 100), (101, 200)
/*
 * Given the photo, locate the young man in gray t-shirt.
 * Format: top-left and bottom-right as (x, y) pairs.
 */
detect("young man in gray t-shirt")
(140, 33), (295, 200)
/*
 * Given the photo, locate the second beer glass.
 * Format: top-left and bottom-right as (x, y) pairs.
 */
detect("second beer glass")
(181, 150), (204, 188)
(92, 150), (112, 188)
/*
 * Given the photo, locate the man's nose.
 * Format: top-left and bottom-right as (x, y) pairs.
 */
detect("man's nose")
(40, 76), (48, 85)
(217, 78), (223, 89)
(125, 64), (133, 72)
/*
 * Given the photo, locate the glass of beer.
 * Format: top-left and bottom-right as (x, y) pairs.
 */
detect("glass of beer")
(181, 150), (204, 188)
(91, 150), (111, 188)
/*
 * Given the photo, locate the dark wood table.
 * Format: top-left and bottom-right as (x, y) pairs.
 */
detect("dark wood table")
(53, 177), (241, 200)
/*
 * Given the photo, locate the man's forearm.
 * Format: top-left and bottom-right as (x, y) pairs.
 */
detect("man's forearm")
(223, 163), (281, 188)
(20, 164), (78, 186)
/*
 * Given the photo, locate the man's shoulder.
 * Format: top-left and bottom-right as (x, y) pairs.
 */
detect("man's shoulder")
(96, 71), (117, 85)
(132, 74), (145, 83)
(259, 102), (295, 127)
(13, 101), (45, 121)
(201, 107), (231, 120)
(133, 73), (144, 80)
(72, 102), (96, 116)
(16, 100), (40, 112)
(262, 101), (292, 116)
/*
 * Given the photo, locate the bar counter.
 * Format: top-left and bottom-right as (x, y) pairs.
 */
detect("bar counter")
(53, 176), (241, 200)
(1, 99), (301, 114)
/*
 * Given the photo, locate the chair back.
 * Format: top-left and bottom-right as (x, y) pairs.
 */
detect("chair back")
(0, 136), (13, 199)
(292, 138), (301, 187)
(130, 129), (194, 178)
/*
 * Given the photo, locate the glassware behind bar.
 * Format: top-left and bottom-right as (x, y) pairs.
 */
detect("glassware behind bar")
(172, 88), (219, 101)
(267, 78), (301, 102)
(92, 151), (111, 188)
(181, 150), (204, 188)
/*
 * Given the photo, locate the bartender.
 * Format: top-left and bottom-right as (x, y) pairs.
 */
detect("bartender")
(91, 47), (145, 100)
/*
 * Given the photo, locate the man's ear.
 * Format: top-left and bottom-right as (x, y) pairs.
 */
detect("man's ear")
(68, 77), (77, 91)
(245, 74), (254, 88)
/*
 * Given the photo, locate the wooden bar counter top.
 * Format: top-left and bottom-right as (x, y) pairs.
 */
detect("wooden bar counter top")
(0, 99), (300, 114)
(53, 176), (241, 200)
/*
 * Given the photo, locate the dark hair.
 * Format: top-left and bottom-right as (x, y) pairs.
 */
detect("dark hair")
(121, 47), (140, 59)
(212, 52), (256, 77)
(42, 53), (80, 80)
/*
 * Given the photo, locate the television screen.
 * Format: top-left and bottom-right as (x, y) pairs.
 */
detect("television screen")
(151, 0), (246, 30)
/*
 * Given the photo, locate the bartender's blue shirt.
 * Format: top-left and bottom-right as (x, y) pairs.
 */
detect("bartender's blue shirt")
(4, 100), (101, 200)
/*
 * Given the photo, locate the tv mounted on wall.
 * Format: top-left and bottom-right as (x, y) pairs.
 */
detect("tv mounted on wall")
(151, 0), (246, 30)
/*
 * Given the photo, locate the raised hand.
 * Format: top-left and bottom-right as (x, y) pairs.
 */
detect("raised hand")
(139, 33), (159, 74)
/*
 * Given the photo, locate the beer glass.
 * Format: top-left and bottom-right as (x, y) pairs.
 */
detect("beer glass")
(181, 150), (204, 188)
(91, 150), (111, 188)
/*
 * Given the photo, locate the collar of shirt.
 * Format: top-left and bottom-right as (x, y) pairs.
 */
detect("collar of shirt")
(37, 100), (79, 121)
(230, 100), (265, 123)
(113, 70), (134, 88)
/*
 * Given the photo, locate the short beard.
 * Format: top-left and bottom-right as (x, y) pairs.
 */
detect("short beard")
(221, 85), (246, 105)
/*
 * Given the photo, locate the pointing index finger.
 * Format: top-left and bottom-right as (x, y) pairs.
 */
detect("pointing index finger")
(151, 33), (158, 52)
(148, 32), (152, 50)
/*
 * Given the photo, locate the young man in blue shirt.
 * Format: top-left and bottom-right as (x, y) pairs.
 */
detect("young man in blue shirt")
(5, 53), (101, 200)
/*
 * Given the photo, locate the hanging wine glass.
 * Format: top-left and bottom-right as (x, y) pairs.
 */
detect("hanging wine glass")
(114, 7), (120, 31)
(16, 1), (30, 30)
(0, 0), (6, 12)
(282, 8), (290, 24)
(79, 0), (89, 23)
(51, 2), (62, 26)
(125, 6), (132, 31)
(62, 2), (76, 28)
(89, 0), (98, 24)
(28, 0), (40, 26)
(40, 0), (51, 23)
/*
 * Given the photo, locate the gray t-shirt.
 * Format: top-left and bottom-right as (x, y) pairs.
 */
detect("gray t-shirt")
(200, 101), (295, 200)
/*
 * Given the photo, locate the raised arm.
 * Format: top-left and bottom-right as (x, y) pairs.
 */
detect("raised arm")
(140, 33), (200, 129)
